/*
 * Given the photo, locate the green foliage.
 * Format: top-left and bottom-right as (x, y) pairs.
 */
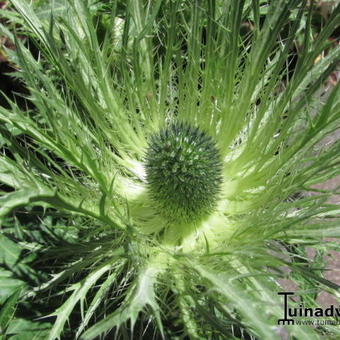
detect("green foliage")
(0, 290), (20, 334)
(0, 0), (339, 339)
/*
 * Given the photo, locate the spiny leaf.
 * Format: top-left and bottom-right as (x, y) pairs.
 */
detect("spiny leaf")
(0, 290), (20, 334)
(81, 263), (162, 340)
(47, 262), (114, 340)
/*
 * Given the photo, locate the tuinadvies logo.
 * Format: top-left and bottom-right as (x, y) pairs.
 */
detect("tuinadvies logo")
(278, 292), (340, 326)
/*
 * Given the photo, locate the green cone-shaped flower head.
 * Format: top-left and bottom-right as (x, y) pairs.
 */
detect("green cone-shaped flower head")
(145, 122), (223, 223)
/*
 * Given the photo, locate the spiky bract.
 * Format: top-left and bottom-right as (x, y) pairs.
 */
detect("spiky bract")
(1, 1), (340, 340)
(145, 123), (222, 223)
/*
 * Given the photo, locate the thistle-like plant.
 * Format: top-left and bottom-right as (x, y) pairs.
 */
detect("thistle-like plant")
(0, 0), (339, 339)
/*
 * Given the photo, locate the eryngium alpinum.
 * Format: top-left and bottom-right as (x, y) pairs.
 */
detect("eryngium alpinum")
(0, 1), (339, 340)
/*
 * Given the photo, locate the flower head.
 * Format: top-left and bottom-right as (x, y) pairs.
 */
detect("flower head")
(145, 122), (223, 224)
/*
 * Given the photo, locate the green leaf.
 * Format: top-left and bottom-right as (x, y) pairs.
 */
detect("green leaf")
(0, 290), (20, 334)
(0, 189), (49, 225)
(0, 236), (21, 266)
(47, 262), (114, 340)
(194, 262), (321, 340)
(0, 187), (122, 229)
(0, 271), (24, 305)
(6, 318), (51, 339)
(75, 262), (126, 338)
(34, 0), (70, 20)
(81, 263), (162, 340)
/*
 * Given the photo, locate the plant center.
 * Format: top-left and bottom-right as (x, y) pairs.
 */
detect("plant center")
(145, 122), (223, 223)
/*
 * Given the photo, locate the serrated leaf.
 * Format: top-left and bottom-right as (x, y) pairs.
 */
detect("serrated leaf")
(47, 262), (113, 340)
(0, 236), (21, 266)
(81, 264), (162, 340)
(6, 318), (51, 339)
(0, 290), (20, 333)
(0, 270), (24, 305)
(34, 0), (70, 20)
(195, 262), (321, 340)
(75, 262), (126, 339)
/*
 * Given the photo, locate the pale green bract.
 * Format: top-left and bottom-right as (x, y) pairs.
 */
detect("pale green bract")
(0, 0), (339, 339)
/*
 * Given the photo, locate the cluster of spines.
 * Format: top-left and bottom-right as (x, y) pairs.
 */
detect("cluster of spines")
(145, 122), (223, 223)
